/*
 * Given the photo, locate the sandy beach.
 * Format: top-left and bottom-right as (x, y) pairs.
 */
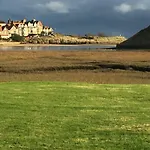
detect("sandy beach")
(0, 42), (82, 47)
(0, 41), (116, 47)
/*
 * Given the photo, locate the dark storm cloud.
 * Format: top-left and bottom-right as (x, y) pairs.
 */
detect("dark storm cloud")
(0, 0), (150, 37)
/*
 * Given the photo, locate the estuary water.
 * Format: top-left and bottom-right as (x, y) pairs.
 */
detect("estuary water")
(0, 44), (115, 51)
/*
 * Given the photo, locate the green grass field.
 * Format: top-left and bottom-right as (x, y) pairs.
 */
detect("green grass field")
(0, 82), (150, 150)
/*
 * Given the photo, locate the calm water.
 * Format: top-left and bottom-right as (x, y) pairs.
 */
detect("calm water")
(0, 45), (115, 51)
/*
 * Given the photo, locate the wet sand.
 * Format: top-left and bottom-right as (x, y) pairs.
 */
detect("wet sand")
(0, 41), (116, 48)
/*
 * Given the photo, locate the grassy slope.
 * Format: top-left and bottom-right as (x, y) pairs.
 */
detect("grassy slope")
(0, 82), (150, 149)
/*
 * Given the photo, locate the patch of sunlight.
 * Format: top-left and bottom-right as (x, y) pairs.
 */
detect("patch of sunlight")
(91, 137), (99, 140)
(110, 105), (124, 108)
(98, 97), (107, 100)
(61, 116), (76, 121)
(91, 123), (150, 132)
(15, 96), (24, 99)
(127, 90), (138, 94)
(112, 97), (126, 103)
(108, 87), (132, 91)
(37, 88), (55, 91)
(108, 87), (121, 91)
(73, 138), (89, 143)
(119, 116), (135, 122)
(20, 91), (29, 94)
(92, 126), (118, 132)
(13, 88), (22, 92)
(120, 124), (150, 132)
(89, 97), (107, 102)
(140, 85), (149, 87)
(114, 97), (126, 101)
(37, 88), (47, 91)
(70, 85), (98, 90)
(80, 109), (103, 113)
(38, 84), (54, 88)
(107, 88), (121, 92)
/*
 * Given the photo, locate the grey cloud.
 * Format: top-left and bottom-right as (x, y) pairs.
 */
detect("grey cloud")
(0, 0), (150, 37)
(114, 0), (150, 13)
(36, 1), (70, 14)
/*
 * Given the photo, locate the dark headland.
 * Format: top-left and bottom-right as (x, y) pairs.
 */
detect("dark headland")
(117, 25), (150, 49)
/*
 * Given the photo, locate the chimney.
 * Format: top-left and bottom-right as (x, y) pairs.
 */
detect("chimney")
(23, 19), (26, 23)
(8, 19), (11, 24)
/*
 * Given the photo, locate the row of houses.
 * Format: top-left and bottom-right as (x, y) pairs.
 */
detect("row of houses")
(0, 19), (53, 39)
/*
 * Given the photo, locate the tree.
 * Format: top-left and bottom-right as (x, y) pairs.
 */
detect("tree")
(11, 34), (25, 42)
(84, 33), (95, 39)
(40, 31), (46, 36)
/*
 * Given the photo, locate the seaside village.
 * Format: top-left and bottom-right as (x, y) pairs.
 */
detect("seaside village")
(0, 19), (53, 39)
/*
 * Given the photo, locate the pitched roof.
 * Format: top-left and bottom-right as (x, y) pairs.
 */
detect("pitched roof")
(6, 24), (16, 30)
(2, 26), (7, 30)
(13, 22), (24, 25)
(44, 26), (49, 29)
(15, 24), (19, 28)
(37, 21), (43, 26)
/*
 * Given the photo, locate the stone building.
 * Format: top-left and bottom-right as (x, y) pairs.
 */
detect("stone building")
(0, 19), (53, 39)
(0, 25), (10, 39)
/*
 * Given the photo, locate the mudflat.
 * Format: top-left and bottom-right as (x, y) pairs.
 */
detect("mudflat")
(0, 50), (150, 83)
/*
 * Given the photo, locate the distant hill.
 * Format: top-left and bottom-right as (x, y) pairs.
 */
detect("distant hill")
(117, 25), (150, 49)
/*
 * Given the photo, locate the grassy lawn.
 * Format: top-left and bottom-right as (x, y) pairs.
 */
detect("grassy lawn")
(0, 82), (150, 149)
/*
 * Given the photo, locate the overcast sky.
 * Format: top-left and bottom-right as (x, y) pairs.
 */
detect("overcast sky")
(0, 0), (150, 37)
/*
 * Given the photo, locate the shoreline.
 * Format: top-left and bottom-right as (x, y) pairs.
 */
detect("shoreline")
(0, 42), (116, 47)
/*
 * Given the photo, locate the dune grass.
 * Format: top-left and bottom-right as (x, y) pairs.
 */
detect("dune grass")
(0, 82), (150, 149)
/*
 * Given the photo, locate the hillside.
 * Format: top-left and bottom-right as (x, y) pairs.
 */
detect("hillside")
(117, 25), (150, 49)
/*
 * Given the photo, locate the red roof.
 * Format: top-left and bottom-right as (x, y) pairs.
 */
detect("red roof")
(37, 21), (43, 26)
(44, 26), (49, 29)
